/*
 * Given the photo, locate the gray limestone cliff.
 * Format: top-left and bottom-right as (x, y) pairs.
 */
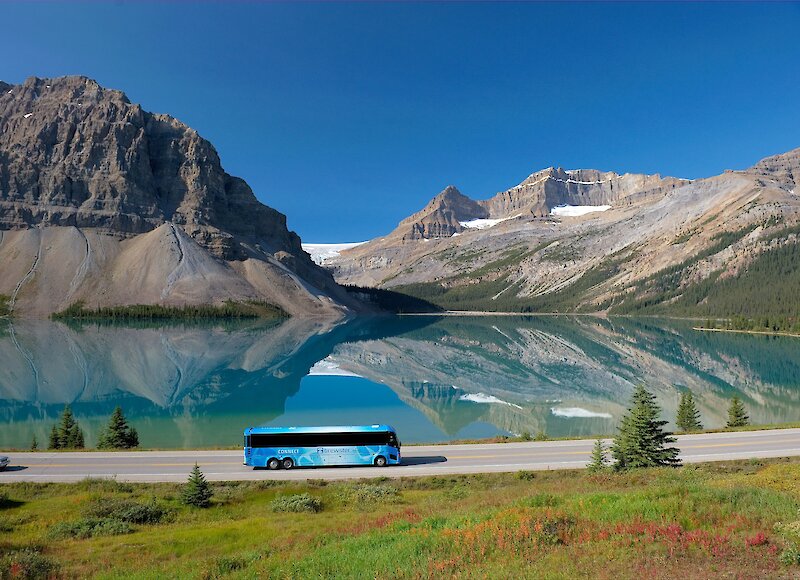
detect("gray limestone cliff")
(0, 76), (360, 317)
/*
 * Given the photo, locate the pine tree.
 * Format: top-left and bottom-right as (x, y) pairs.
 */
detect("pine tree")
(181, 464), (213, 508)
(587, 439), (608, 472)
(676, 391), (703, 432)
(50, 405), (85, 449)
(69, 425), (85, 449)
(726, 396), (750, 428)
(612, 385), (681, 470)
(30, 435), (38, 451)
(48, 425), (60, 450)
(97, 407), (139, 449)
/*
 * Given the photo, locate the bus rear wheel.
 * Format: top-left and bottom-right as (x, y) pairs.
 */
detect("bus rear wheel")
(282, 458), (294, 470)
(374, 456), (387, 467)
(267, 458), (280, 470)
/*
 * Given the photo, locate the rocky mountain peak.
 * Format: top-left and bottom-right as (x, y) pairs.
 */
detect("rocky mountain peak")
(0, 75), (360, 317)
(435, 184), (467, 201)
(380, 165), (688, 242)
(746, 147), (799, 190)
(0, 75), (302, 260)
(393, 185), (489, 241)
(482, 167), (687, 217)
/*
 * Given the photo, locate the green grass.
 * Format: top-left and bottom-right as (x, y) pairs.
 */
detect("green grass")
(51, 300), (287, 321)
(2, 459), (800, 578)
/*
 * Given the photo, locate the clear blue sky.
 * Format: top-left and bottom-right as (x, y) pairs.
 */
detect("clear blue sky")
(2, 2), (799, 242)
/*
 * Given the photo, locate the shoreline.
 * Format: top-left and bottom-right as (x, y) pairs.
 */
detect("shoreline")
(400, 310), (608, 317)
(693, 326), (800, 338)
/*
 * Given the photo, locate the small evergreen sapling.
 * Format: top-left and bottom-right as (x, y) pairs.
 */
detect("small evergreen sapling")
(612, 385), (681, 470)
(726, 396), (750, 428)
(676, 391), (703, 432)
(97, 407), (139, 449)
(587, 439), (609, 472)
(30, 435), (38, 451)
(182, 464), (213, 508)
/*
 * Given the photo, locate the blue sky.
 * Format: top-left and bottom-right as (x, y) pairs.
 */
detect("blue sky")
(2, 2), (799, 242)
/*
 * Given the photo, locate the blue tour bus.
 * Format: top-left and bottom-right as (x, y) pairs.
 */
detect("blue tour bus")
(243, 425), (401, 469)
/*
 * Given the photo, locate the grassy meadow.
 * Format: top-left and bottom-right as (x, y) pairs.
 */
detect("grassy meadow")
(2, 458), (800, 578)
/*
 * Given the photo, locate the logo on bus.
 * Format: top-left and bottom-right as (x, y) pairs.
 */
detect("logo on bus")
(277, 449), (299, 454)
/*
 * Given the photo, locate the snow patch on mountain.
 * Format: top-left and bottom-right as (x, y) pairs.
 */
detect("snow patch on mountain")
(551, 205), (611, 217)
(303, 242), (366, 265)
(460, 217), (512, 230)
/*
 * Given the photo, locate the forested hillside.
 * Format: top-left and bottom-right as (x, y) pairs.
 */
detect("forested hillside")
(392, 225), (800, 331)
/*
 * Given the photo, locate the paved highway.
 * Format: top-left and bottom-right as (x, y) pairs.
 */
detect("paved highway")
(1, 429), (799, 483)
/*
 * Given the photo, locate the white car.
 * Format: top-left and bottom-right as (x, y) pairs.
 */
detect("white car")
(0, 456), (8, 471)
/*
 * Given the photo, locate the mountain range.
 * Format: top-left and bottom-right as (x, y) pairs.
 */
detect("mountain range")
(326, 147), (800, 319)
(2, 75), (797, 322)
(0, 76), (360, 318)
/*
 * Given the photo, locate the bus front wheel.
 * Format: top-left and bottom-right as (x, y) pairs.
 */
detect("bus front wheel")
(374, 456), (387, 467)
(282, 458), (294, 470)
(267, 458), (280, 470)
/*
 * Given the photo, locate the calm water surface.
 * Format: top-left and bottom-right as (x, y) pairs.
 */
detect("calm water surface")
(2, 315), (799, 449)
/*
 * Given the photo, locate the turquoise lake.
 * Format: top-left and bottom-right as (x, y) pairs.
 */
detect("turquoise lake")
(2, 315), (799, 449)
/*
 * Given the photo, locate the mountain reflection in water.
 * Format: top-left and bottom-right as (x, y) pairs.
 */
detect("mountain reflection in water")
(1, 315), (799, 449)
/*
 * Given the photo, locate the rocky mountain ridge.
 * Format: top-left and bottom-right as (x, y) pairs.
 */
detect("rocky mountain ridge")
(388, 168), (688, 242)
(326, 147), (800, 318)
(0, 76), (359, 317)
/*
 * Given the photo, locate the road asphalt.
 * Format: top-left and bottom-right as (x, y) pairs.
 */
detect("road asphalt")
(1, 428), (799, 483)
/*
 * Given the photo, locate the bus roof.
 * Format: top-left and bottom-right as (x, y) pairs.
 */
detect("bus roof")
(244, 425), (396, 435)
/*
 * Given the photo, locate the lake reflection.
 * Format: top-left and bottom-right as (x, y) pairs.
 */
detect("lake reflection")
(1, 315), (799, 449)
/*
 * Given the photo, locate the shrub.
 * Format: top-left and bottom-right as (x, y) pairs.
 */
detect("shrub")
(336, 484), (398, 506)
(775, 519), (800, 542)
(47, 517), (133, 540)
(516, 471), (536, 481)
(532, 516), (575, 546)
(270, 494), (323, 513)
(443, 485), (469, 500)
(84, 497), (171, 524)
(779, 545), (800, 566)
(519, 493), (562, 508)
(74, 477), (134, 494)
(0, 548), (59, 579)
(203, 552), (263, 579)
